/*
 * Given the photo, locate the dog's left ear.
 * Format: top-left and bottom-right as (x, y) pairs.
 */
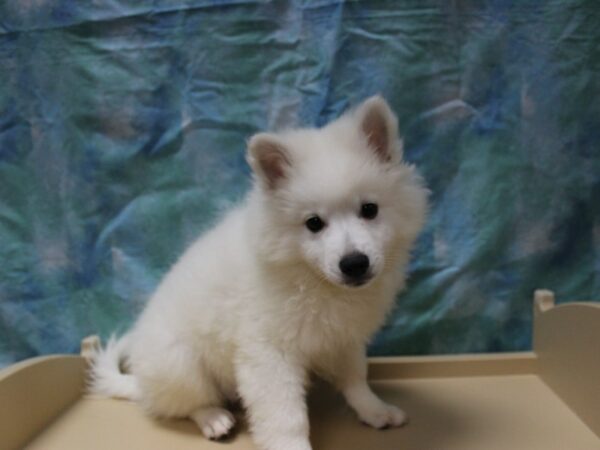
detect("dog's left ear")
(356, 95), (402, 163)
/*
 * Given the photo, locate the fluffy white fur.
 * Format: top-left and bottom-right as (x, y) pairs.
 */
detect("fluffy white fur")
(90, 96), (428, 450)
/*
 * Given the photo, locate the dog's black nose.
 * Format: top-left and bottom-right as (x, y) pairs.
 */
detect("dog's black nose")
(339, 252), (370, 281)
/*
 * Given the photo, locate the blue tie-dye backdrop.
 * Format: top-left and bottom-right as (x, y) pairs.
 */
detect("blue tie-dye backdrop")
(1, 1), (599, 367)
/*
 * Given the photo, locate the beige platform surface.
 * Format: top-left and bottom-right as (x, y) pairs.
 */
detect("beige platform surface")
(2, 290), (599, 450)
(26, 375), (599, 450)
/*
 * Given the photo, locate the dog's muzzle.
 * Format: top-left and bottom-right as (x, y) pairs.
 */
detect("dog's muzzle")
(339, 252), (372, 286)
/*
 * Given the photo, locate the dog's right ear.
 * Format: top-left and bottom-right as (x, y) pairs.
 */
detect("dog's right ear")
(247, 133), (292, 190)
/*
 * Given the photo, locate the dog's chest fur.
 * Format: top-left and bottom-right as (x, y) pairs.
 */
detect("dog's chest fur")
(260, 279), (390, 364)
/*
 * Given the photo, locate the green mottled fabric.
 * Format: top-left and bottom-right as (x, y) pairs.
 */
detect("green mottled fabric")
(0, 0), (599, 366)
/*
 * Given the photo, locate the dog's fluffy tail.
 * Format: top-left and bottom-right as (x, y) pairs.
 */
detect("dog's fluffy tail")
(88, 334), (140, 401)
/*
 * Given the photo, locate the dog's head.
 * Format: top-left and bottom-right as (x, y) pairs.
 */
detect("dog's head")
(247, 96), (427, 289)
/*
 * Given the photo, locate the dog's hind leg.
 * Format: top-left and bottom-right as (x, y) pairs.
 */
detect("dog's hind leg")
(190, 406), (236, 440)
(132, 340), (236, 440)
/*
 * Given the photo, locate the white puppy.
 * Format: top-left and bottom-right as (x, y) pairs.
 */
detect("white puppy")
(91, 96), (428, 450)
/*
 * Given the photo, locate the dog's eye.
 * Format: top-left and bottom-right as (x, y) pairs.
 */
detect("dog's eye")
(305, 215), (325, 233)
(360, 203), (378, 220)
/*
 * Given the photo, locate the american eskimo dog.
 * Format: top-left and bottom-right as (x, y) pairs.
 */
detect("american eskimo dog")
(91, 96), (428, 450)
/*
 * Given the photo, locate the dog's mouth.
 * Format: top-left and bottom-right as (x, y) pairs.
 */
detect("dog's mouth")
(341, 273), (374, 288)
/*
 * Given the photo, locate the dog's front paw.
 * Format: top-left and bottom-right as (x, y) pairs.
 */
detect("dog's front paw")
(359, 403), (408, 430)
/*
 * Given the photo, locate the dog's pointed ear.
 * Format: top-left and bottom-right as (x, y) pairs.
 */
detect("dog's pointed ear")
(247, 133), (292, 189)
(356, 95), (402, 163)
